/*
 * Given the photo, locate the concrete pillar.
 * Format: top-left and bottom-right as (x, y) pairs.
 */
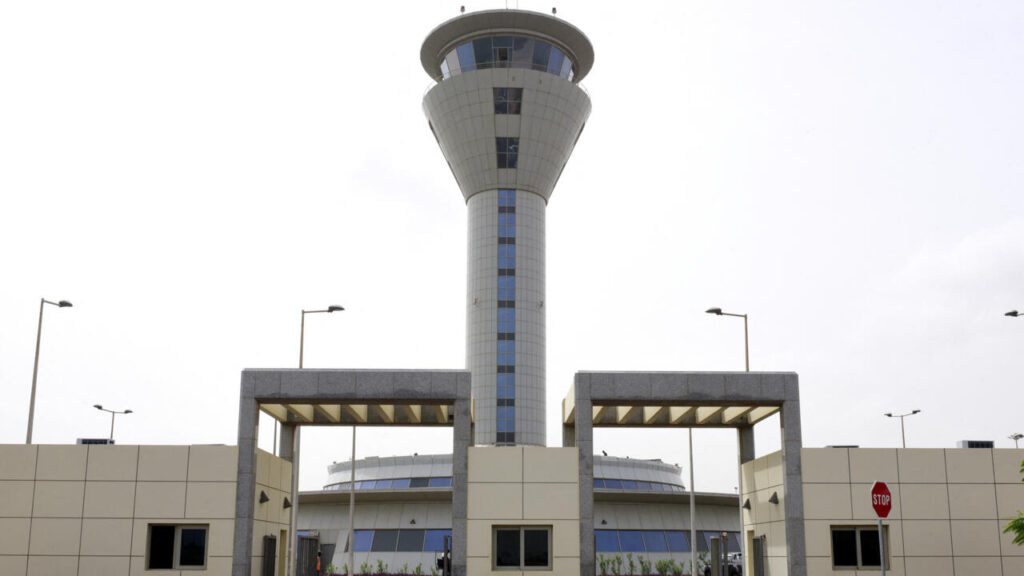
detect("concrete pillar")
(574, 376), (595, 576)
(451, 373), (473, 576)
(232, 378), (259, 576)
(780, 379), (806, 576)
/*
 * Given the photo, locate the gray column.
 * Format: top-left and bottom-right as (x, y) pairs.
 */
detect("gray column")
(451, 373), (472, 576)
(232, 377), (260, 576)
(781, 377), (806, 576)
(574, 376), (595, 576)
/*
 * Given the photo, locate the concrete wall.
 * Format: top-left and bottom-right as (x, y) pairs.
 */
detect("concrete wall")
(743, 447), (1024, 576)
(0, 444), (288, 576)
(466, 446), (580, 575)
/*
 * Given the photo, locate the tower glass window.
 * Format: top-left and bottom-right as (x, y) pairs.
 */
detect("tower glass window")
(441, 36), (576, 80)
(496, 138), (519, 169)
(494, 88), (523, 114)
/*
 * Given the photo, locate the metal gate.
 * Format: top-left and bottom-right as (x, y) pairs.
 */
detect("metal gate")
(262, 535), (277, 576)
(296, 535), (319, 576)
(752, 536), (766, 576)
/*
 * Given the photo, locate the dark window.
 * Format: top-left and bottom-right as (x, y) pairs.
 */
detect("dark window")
(147, 525), (207, 570)
(148, 526), (175, 569)
(473, 38), (493, 69)
(831, 526), (887, 569)
(859, 529), (881, 567)
(352, 530), (373, 552)
(178, 528), (207, 567)
(428, 477), (452, 488)
(423, 529), (452, 552)
(619, 530), (644, 552)
(397, 530), (425, 552)
(371, 529), (399, 552)
(495, 527), (550, 569)
(497, 431), (515, 443)
(496, 137), (519, 169)
(831, 529), (858, 567)
(409, 477), (430, 488)
(495, 529), (520, 567)
(532, 42), (551, 71)
(494, 88), (524, 114)
(643, 531), (668, 553)
(523, 529), (549, 567)
(666, 531), (690, 553)
(595, 530), (619, 552)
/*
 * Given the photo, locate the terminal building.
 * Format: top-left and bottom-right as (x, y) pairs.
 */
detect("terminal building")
(0, 7), (1022, 576)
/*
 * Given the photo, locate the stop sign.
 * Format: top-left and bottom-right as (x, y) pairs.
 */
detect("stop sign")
(871, 481), (892, 518)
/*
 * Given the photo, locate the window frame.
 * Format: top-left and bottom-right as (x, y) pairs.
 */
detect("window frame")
(830, 525), (889, 570)
(492, 525), (552, 571)
(146, 524), (209, 570)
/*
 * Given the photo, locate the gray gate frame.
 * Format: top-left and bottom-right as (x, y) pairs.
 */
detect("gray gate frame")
(231, 369), (473, 576)
(562, 371), (806, 576)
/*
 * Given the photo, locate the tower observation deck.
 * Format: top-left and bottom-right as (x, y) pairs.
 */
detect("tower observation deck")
(421, 10), (593, 447)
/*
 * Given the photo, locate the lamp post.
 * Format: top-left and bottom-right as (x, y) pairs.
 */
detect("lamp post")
(705, 307), (749, 371)
(93, 405), (133, 442)
(706, 306), (749, 572)
(26, 298), (73, 444)
(1010, 433), (1023, 449)
(884, 410), (921, 448)
(288, 305), (343, 576)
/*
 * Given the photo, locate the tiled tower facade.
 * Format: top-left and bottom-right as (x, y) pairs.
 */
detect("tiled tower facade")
(421, 10), (593, 446)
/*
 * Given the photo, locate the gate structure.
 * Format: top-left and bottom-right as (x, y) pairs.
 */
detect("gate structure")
(231, 369), (473, 576)
(562, 371), (806, 576)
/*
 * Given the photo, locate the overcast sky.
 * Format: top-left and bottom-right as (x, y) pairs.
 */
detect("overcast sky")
(2, 1), (1022, 492)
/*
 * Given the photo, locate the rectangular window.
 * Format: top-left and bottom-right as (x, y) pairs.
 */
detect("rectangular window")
(397, 529), (425, 552)
(351, 530), (373, 552)
(665, 531), (690, 553)
(428, 476), (452, 488)
(498, 276), (515, 300)
(494, 526), (551, 570)
(409, 477), (430, 488)
(643, 531), (668, 552)
(496, 137), (519, 169)
(497, 374), (515, 399)
(423, 529), (453, 552)
(498, 188), (516, 206)
(497, 308), (515, 333)
(595, 529), (619, 552)
(371, 529), (399, 552)
(494, 88), (524, 114)
(618, 530), (644, 552)
(831, 526), (888, 569)
(147, 524), (208, 570)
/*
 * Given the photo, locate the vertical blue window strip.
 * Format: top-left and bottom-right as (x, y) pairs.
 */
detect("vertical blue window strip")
(496, 189), (516, 444)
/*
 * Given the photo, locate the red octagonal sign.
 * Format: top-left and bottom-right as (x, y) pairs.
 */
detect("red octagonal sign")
(871, 481), (892, 518)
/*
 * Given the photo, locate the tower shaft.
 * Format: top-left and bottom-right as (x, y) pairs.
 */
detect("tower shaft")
(422, 10), (593, 446)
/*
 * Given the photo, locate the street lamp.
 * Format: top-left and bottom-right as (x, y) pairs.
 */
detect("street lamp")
(300, 305), (344, 368)
(705, 307), (749, 371)
(1007, 310), (1020, 318)
(1010, 433), (1023, 449)
(290, 304), (344, 576)
(26, 298), (73, 444)
(884, 410), (921, 448)
(706, 306), (750, 572)
(93, 405), (133, 442)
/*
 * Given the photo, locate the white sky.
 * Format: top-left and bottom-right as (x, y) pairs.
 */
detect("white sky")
(2, 1), (1022, 493)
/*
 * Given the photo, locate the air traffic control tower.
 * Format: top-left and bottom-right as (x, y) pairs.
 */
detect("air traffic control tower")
(421, 9), (593, 447)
